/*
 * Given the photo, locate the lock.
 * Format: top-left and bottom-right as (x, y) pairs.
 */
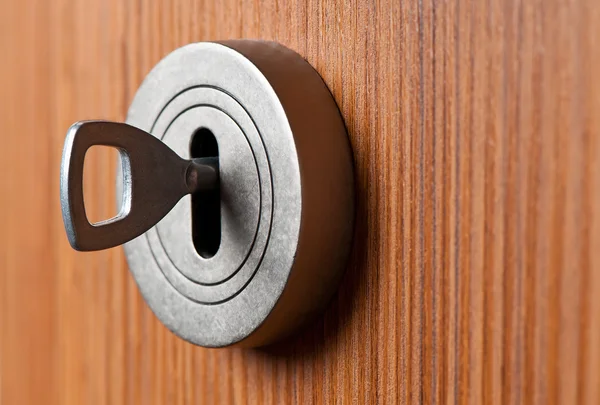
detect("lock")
(60, 40), (355, 347)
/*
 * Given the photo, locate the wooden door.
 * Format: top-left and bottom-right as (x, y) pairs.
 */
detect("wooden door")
(2, 0), (599, 404)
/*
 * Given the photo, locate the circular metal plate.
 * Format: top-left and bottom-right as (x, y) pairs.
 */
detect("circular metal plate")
(124, 40), (354, 347)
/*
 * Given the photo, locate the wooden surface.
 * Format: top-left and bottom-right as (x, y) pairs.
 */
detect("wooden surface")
(1, 0), (599, 404)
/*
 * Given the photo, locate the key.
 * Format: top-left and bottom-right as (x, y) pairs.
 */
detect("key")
(60, 120), (219, 251)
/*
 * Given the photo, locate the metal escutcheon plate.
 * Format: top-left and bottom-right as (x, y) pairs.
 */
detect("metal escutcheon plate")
(124, 40), (354, 347)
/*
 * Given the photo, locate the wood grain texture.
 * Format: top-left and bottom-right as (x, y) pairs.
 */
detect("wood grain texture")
(1, 0), (599, 404)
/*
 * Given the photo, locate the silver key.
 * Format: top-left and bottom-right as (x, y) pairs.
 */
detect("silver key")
(60, 120), (218, 251)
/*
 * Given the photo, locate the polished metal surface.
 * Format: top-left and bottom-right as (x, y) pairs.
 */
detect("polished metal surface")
(60, 121), (218, 251)
(125, 40), (355, 347)
(61, 40), (355, 348)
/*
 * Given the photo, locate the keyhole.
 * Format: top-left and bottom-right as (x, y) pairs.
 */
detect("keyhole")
(190, 128), (220, 258)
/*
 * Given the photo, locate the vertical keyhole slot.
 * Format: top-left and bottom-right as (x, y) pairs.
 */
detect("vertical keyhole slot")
(190, 128), (220, 258)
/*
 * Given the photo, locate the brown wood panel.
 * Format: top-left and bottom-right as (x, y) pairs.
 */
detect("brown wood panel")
(1, 0), (599, 404)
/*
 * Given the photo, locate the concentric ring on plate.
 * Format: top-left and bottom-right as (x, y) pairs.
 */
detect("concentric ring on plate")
(145, 86), (274, 304)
